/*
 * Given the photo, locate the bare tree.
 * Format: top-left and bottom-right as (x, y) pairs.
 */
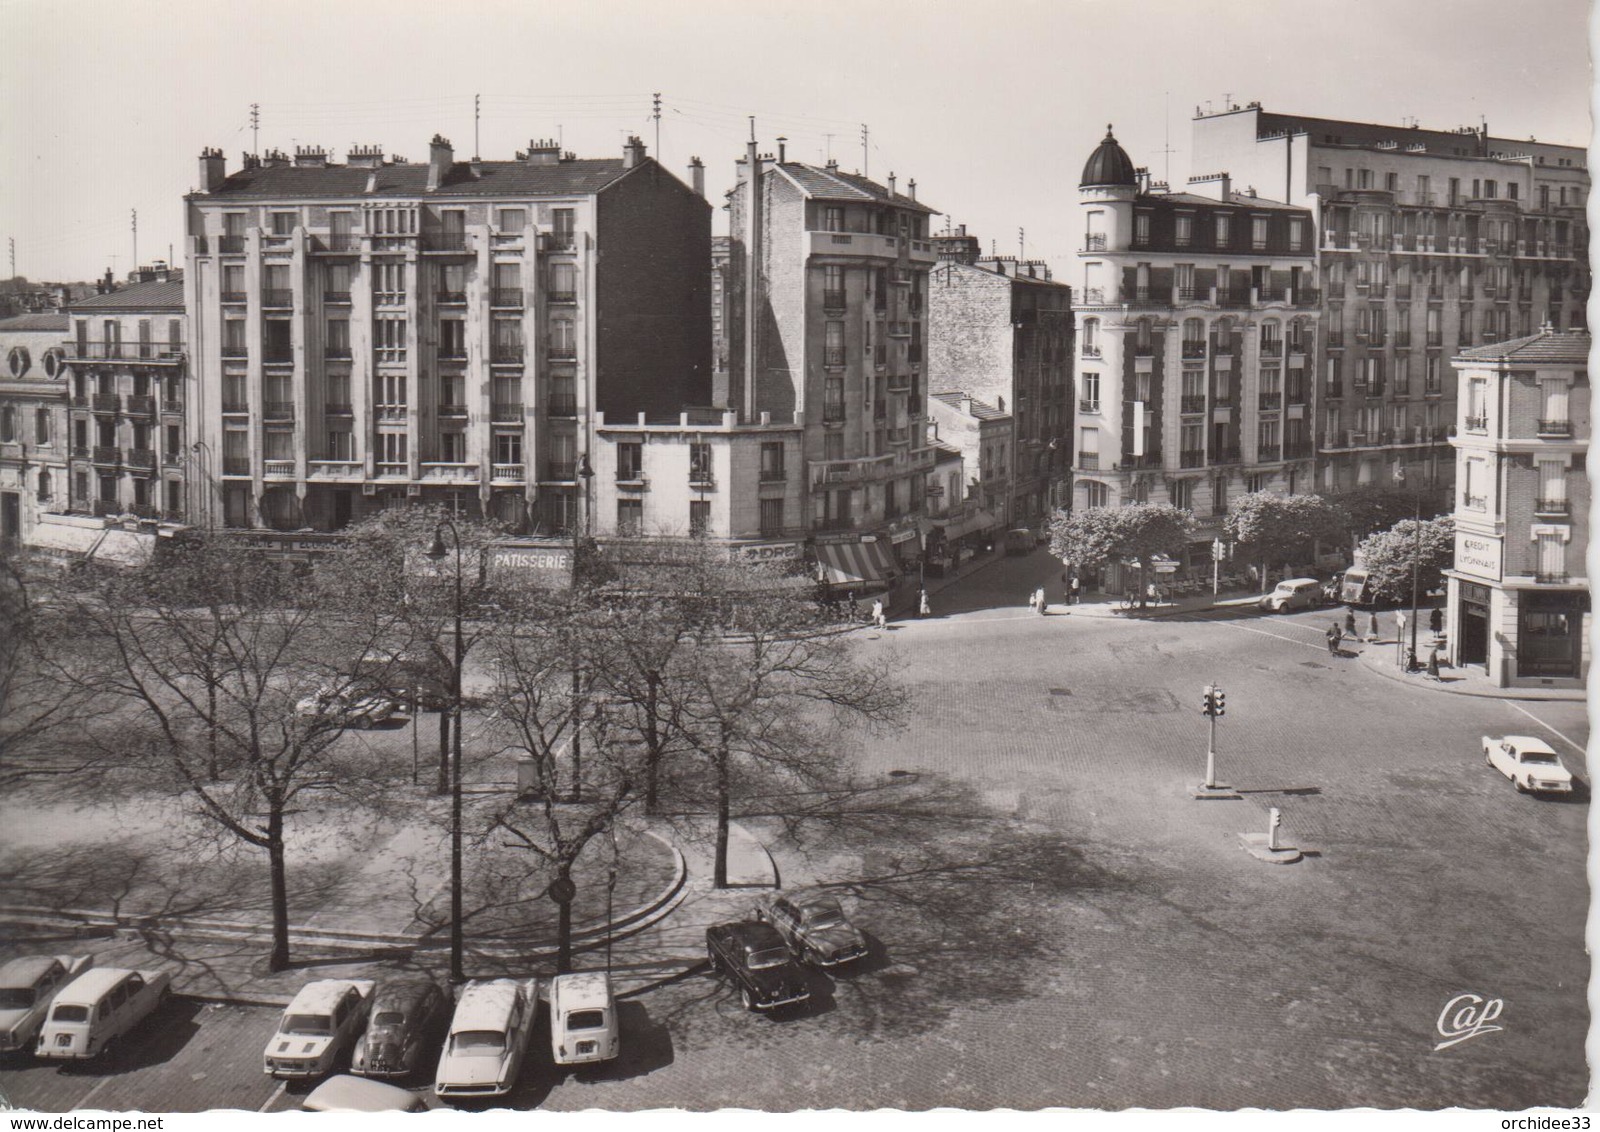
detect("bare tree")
(59, 540), (406, 971)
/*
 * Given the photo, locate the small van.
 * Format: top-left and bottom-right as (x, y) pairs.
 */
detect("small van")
(1258, 577), (1326, 613)
(1339, 567), (1377, 607)
(549, 973), (618, 1066)
(35, 967), (172, 1060)
(1004, 528), (1036, 556)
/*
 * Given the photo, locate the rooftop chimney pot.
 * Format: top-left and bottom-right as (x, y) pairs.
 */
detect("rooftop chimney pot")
(427, 135), (453, 190)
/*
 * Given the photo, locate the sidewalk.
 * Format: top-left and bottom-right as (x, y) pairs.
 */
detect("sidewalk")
(1349, 631), (1585, 701)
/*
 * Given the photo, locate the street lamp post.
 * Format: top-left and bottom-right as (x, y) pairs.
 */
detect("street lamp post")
(425, 518), (466, 984)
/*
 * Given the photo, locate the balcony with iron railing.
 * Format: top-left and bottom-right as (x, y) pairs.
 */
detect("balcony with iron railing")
(222, 399), (248, 414)
(316, 233), (361, 253)
(1181, 341), (1206, 360)
(547, 343), (576, 361)
(263, 401), (295, 419)
(1259, 340), (1283, 358)
(1325, 332), (1344, 349)
(69, 342), (186, 363)
(1284, 441), (1314, 459)
(1534, 498), (1571, 517)
(1077, 452), (1100, 470)
(122, 448), (154, 470)
(261, 290), (294, 309)
(125, 394), (155, 417)
(263, 349), (294, 365)
(491, 289), (525, 309)
(1324, 382), (1343, 399)
(1394, 331), (1412, 348)
(1537, 419), (1573, 437)
(1080, 343), (1102, 359)
(1462, 493), (1487, 509)
(1212, 392), (1234, 408)
(324, 291), (351, 305)
(1175, 287), (1202, 302)
(436, 345), (466, 361)
(218, 235), (246, 254)
(1083, 233), (1107, 251)
(824, 346), (847, 368)
(423, 232), (472, 252)
(1209, 447), (1241, 465)
(545, 461), (576, 481)
(1465, 414), (1488, 431)
(325, 345), (353, 360)
(1258, 392), (1282, 411)
(1534, 570), (1570, 585)
(222, 457), (250, 476)
(437, 403), (468, 419)
(1078, 399), (1101, 414)
(1257, 287), (1286, 303)
(1209, 337), (1233, 356)
(436, 290), (467, 305)
(1215, 291), (1252, 309)
(548, 395), (578, 417)
(163, 450), (182, 468)
(822, 289), (846, 311)
(1257, 445), (1282, 462)
(1180, 449), (1206, 468)
(91, 393), (121, 414)
(324, 402), (352, 416)
(492, 345), (527, 364)
(221, 291), (247, 304)
(1180, 395), (1207, 414)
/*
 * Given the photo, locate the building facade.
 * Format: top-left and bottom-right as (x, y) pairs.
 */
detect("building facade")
(183, 135), (710, 535)
(1189, 103), (1589, 505)
(1446, 328), (1589, 688)
(590, 408), (806, 554)
(926, 233), (1074, 529)
(61, 274), (188, 525)
(927, 391), (1012, 521)
(724, 142), (942, 592)
(0, 313), (70, 545)
(1074, 128), (1321, 583)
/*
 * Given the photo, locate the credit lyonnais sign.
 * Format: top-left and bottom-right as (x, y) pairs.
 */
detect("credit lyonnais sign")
(1454, 531), (1502, 582)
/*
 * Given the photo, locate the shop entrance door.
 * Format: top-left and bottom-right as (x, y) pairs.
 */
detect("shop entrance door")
(1458, 592), (1490, 672)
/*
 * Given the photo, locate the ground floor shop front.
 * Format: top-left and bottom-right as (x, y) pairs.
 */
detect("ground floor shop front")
(1446, 573), (1589, 689)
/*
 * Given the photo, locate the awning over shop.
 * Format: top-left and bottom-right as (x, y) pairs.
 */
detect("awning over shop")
(933, 508), (998, 542)
(814, 538), (897, 587)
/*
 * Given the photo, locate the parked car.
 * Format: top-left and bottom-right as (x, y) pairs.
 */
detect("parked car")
(303, 1074), (429, 1113)
(548, 972), (618, 1067)
(753, 893), (868, 968)
(296, 686), (403, 729)
(0, 955), (92, 1055)
(705, 921), (811, 1012)
(264, 979), (376, 1078)
(434, 979), (538, 1101)
(1004, 528), (1035, 555)
(1258, 577), (1327, 613)
(351, 977), (450, 1079)
(35, 967), (171, 1060)
(1483, 735), (1575, 795)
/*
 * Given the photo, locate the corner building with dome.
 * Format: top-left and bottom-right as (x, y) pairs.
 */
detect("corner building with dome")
(1073, 127), (1321, 587)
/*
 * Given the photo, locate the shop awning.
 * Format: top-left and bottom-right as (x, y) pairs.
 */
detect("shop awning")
(814, 539), (897, 587)
(934, 508), (998, 542)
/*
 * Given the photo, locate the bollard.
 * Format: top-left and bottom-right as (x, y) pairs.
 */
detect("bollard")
(1267, 807), (1281, 851)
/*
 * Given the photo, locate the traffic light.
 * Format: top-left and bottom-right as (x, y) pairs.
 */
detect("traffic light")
(1201, 686), (1216, 717)
(1212, 687), (1226, 717)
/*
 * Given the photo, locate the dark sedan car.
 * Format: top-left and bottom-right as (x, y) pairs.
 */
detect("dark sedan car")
(705, 921), (811, 1012)
(350, 977), (450, 1079)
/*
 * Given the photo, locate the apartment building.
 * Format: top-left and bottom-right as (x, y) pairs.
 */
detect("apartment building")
(1190, 103), (1589, 504)
(0, 313), (70, 544)
(183, 134), (710, 535)
(1074, 128), (1321, 586)
(63, 274), (189, 524)
(724, 141), (940, 593)
(1446, 328), (1588, 688)
(926, 228), (1074, 529)
(711, 235), (730, 403)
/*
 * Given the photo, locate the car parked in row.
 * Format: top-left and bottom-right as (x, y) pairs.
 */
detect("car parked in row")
(548, 972), (618, 1067)
(1258, 578), (1328, 613)
(753, 893), (868, 968)
(351, 977), (450, 1079)
(435, 979), (538, 1101)
(264, 979), (375, 1078)
(35, 967), (171, 1060)
(1483, 735), (1575, 795)
(706, 921), (811, 1012)
(0, 954), (92, 1055)
(303, 1074), (430, 1113)
(295, 686), (404, 729)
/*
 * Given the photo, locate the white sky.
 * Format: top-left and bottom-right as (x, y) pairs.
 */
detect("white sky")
(1, 0), (1591, 283)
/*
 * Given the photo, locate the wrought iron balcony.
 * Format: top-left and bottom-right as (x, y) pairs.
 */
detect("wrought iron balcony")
(1464, 415), (1488, 431)
(125, 395), (155, 417)
(261, 290), (294, 308)
(1179, 449), (1206, 468)
(491, 289), (525, 309)
(1534, 498), (1570, 516)
(1258, 392), (1282, 411)
(1209, 447), (1241, 465)
(1537, 419), (1573, 437)
(1181, 341), (1207, 360)
(1180, 395), (1207, 414)
(824, 347), (847, 367)
(92, 394), (121, 413)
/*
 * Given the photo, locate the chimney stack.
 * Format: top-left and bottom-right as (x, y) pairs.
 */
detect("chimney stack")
(777, 137), (787, 163)
(263, 148), (289, 168)
(688, 156), (705, 198)
(347, 145), (384, 169)
(198, 147), (226, 192)
(887, 172), (897, 197)
(294, 146), (328, 168)
(427, 134), (453, 191)
(525, 138), (561, 165)
(623, 135), (647, 169)
(826, 157), (839, 172)
(908, 178), (916, 201)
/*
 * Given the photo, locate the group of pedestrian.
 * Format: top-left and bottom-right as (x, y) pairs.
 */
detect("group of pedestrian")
(1028, 587), (1047, 615)
(1060, 571), (1081, 604)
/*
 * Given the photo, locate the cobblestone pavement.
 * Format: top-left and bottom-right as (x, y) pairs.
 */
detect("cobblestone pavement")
(1, 545), (1587, 1112)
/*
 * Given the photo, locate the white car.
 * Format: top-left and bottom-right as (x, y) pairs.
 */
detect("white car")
(1258, 578), (1326, 613)
(264, 979), (376, 1078)
(303, 1074), (430, 1113)
(36, 967), (172, 1060)
(548, 972), (618, 1067)
(0, 955), (92, 1054)
(1483, 735), (1574, 795)
(435, 979), (537, 1101)
(296, 687), (402, 729)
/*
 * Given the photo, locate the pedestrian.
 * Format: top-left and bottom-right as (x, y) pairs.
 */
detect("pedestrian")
(1327, 622), (1343, 656)
(871, 598), (886, 630)
(1368, 610), (1380, 642)
(1344, 608), (1357, 637)
(1147, 581), (1159, 607)
(1429, 607), (1443, 637)
(1070, 576), (1081, 605)
(847, 591), (860, 622)
(1427, 647), (1441, 679)
(1033, 587), (1045, 615)
(918, 588), (931, 618)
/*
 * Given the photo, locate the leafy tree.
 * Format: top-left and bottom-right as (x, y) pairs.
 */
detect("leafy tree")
(1322, 486), (1437, 549)
(1049, 503), (1195, 607)
(1354, 515), (1455, 604)
(1222, 492), (1343, 586)
(60, 540), (403, 971)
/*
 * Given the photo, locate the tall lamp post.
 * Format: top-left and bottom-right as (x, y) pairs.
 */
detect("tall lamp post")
(425, 518), (466, 983)
(1395, 462), (1422, 670)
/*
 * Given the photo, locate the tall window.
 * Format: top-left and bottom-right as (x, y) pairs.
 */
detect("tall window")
(438, 319), (465, 359)
(1175, 264), (1195, 298)
(689, 499), (711, 536)
(617, 499), (644, 535)
(1170, 479), (1193, 509)
(1175, 214), (1193, 247)
(493, 318), (524, 361)
(689, 442), (712, 483)
(1251, 216), (1268, 250)
(1081, 319), (1100, 356)
(1288, 218), (1304, 250)
(552, 208), (576, 249)
(1466, 378), (1488, 426)
(492, 262), (522, 305)
(1077, 426), (1099, 469)
(824, 206), (844, 232)
(825, 321), (846, 366)
(494, 432), (523, 466)
(1539, 378), (1570, 427)
(760, 442), (785, 481)
(823, 265), (844, 307)
(325, 262), (353, 298)
(1536, 532), (1565, 579)
(759, 497), (784, 536)
(1214, 214), (1230, 246)
(497, 207), (526, 232)
(1083, 481), (1109, 508)
(617, 442), (643, 480)
(1080, 372), (1100, 410)
(326, 428), (353, 461)
(1538, 459), (1567, 508)
(549, 262), (576, 301)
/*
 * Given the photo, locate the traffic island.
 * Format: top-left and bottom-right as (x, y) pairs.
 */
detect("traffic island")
(1237, 832), (1303, 864)
(1192, 783), (1242, 800)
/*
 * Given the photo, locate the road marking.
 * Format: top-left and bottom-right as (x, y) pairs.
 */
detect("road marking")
(260, 1081), (287, 1113)
(1503, 701), (1588, 756)
(1167, 615), (1329, 652)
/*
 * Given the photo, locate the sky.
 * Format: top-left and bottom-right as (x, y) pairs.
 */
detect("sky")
(1, 0), (1592, 285)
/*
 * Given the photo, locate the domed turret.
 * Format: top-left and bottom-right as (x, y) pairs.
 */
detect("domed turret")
(1080, 125), (1138, 189)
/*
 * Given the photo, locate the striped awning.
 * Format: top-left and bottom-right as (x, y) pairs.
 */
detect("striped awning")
(934, 508), (998, 542)
(814, 538), (898, 588)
